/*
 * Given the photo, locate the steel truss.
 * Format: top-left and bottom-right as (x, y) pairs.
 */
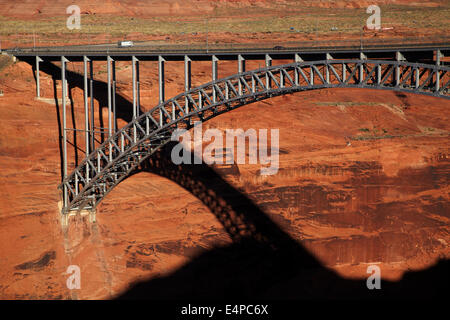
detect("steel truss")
(60, 59), (450, 214)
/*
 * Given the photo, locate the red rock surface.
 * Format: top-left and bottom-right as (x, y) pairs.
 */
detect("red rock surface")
(0, 0), (445, 18)
(0, 51), (448, 299)
(0, 0), (448, 49)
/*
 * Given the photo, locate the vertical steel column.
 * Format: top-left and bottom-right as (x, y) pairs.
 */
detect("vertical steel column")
(83, 56), (90, 182)
(158, 56), (165, 104)
(359, 52), (366, 84)
(251, 74), (255, 93)
(436, 50), (442, 66)
(436, 68), (440, 93)
(415, 67), (420, 89)
(132, 56), (137, 118)
(158, 56), (165, 127)
(61, 56), (68, 209)
(36, 56), (43, 98)
(435, 50), (441, 93)
(326, 53), (333, 83)
(395, 51), (405, 86)
(107, 56), (113, 161)
(225, 81), (229, 100)
(294, 54), (302, 85)
(137, 59), (140, 117)
(212, 55), (218, 102)
(238, 55), (245, 95)
(395, 63), (400, 86)
(89, 60), (95, 152)
(377, 64), (381, 85)
(265, 54), (272, 89)
(112, 59), (116, 133)
(342, 63), (346, 83)
(360, 62), (364, 84)
(107, 56), (112, 138)
(132, 56), (138, 143)
(184, 55), (191, 114)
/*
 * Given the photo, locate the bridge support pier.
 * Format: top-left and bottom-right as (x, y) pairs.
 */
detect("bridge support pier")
(265, 54), (272, 89)
(61, 56), (69, 210)
(107, 56), (114, 161)
(435, 50), (444, 93)
(396, 52), (406, 86)
(132, 56), (139, 142)
(184, 55), (191, 114)
(377, 64), (381, 85)
(107, 56), (113, 138)
(137, 60), (140, 117)
(436, 50), (444, 66)
(111, 60), (117, 134)
(238, 55), (245, 95)
(159, 56), (166, 126)
(212, 55), (218, 102)
(83, 56), (90, 182)
(294, 54), (303, 85)
(35, 56), (43, 98)
(89, 59), (95, 152)
(360, 52), (367, 84)
(159, 56), (165, 104)
(436, 68), (440, 93)
(132, 56), (140, 118)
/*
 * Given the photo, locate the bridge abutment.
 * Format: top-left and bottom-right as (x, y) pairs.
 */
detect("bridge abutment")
(59, 199), (96, 228)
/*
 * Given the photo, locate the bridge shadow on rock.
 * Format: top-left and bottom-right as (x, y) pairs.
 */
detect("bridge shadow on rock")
(115, 143), (449, 300)
(29, 59), (143, 124)
(28, 59), (144, 179)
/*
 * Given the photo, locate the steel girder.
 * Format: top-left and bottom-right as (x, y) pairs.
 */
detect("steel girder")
(59, 59), (450, 214)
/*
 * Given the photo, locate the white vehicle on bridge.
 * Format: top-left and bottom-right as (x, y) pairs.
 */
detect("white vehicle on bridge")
(118, 41), (134, 48)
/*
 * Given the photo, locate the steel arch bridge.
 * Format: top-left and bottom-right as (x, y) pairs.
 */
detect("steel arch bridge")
(59, 59), (450, 216)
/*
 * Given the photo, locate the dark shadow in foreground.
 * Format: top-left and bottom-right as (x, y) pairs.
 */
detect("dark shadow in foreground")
(115, 143), (449, 300)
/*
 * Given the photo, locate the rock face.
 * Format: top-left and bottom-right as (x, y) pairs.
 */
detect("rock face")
(1, 0), (448, 50)
(0, 52), (448, 299)
(0, 0), (445, 18)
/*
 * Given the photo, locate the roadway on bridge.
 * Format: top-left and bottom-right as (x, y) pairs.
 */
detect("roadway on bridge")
(5, 38), (450, 59)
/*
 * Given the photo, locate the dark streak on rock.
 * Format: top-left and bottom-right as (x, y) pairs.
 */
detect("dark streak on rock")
(14, 250), (56, 271)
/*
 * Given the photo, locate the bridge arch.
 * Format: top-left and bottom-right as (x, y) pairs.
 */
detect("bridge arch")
(60, 59), (450, 214)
